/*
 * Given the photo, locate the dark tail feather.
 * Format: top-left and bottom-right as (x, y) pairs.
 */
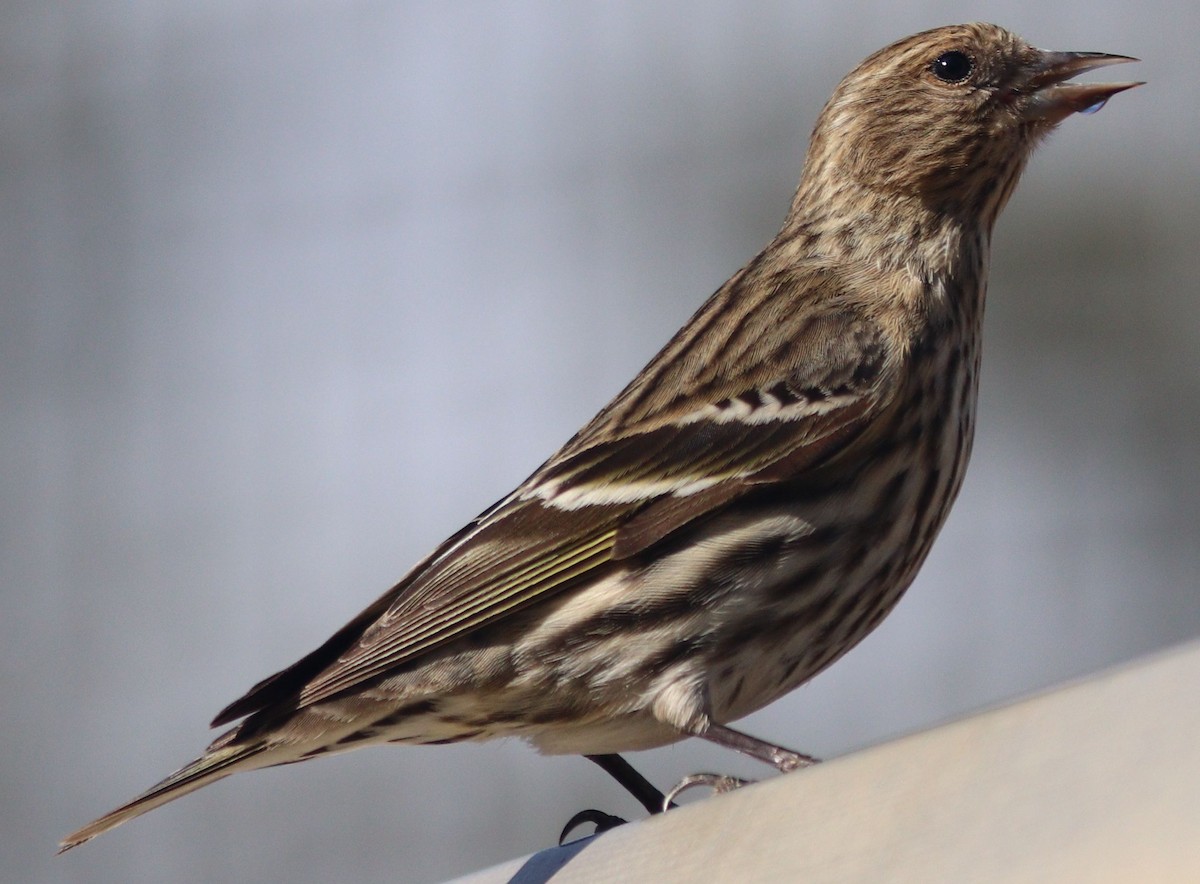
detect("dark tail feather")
(59, 741), (267, 853)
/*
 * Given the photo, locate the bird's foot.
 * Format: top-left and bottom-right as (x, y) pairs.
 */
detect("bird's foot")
(662, 772), (754, 810)
(558, 809), (628, 845)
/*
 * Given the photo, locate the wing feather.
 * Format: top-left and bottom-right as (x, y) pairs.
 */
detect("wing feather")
(215, 298), (900, 726)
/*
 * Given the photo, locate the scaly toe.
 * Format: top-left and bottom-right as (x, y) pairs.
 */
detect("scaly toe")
(775, 749), (820, 772)
(663, 773), (755, 810)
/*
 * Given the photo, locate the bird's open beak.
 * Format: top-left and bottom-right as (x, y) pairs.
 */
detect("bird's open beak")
(1022, 51), (1142, 123)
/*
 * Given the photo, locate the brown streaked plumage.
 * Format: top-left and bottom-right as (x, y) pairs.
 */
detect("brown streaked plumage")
(62, 22), (1139, 852)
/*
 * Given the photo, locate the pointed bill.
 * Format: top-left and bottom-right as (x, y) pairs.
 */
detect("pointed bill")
(1023, 51), (1142, 122)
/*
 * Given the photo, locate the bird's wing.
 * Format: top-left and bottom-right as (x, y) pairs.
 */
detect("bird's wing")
(215, 303), (898, 723)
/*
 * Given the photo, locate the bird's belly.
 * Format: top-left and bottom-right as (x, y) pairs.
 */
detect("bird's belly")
(375, 375), (976, 756)
(521, 462), (964, 752)
(704, 380), (978, 722)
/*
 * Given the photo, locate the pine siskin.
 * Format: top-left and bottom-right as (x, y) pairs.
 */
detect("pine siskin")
(62, 22), (1139, 851)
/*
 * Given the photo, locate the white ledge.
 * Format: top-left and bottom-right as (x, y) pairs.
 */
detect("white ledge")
(452, 639), (1200, 883)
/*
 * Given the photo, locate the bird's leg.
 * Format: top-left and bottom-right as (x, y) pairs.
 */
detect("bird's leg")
(584, 753), (675, 813)
(560, 754), (676, 844)
(699, 723), (820, 772)
(664, 724), (820, 809)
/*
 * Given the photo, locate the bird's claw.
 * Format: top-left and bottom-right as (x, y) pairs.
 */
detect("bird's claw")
(773, 749), (820, 772)
(558, 808), (627, 844)
(663, 772), (755, 810)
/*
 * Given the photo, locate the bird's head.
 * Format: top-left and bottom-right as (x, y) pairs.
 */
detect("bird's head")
(797, 22), (1140, 227)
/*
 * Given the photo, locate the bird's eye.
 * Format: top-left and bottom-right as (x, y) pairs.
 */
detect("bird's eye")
(930, 50), (973, 83)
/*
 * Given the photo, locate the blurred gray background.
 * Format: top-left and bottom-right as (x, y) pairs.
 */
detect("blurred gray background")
(4, 2), (1197, 882)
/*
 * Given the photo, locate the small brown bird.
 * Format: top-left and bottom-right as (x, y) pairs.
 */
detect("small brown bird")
(62, 22), (1138, 851)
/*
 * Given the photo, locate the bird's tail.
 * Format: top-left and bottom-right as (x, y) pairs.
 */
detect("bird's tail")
(59, 737), (269, 853)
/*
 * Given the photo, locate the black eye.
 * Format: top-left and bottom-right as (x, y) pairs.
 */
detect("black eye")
(930, 50), (973, 83)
